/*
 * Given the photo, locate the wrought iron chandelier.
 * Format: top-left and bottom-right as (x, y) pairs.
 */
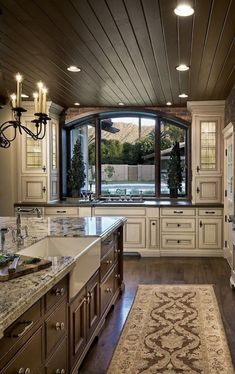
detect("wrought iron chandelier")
(0, 74), (50, 148)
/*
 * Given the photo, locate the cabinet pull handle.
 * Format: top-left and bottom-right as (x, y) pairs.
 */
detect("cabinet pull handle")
(105, 288), (112, 293)
(200, 221), (203, 228)
(56, 370), (65, 374)
(177, 223), (181, 227)
(173, 210), (183, 214)
(196, 187), (200, 193)
(56, 210), (66, 213)
(42, 165), (46, 172)
(196, 166), (200, 172)
(205, 211), (215, 214)
(53, 287), (64, 296)
(10, 320), (34, 338)
(42, 186), (46, 193)
(55, 322), (65, 331)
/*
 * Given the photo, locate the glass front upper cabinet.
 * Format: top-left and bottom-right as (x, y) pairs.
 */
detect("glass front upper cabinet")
(200, 121), (217, 171)
(22, 121), (47, 173)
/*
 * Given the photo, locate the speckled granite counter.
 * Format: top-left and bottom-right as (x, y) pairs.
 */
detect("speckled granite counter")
(0, 216), (126, 338)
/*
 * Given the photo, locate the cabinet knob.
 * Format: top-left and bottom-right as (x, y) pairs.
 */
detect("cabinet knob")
(25, 370), (31, 374)
(196, 166), (200, 172)
(18, 369), (25, 374)
(115, 274), (120, 278)
(55, 322), (65, 331)
(56, 370), (65, 374)
(114, 249), (121, 253)
(105, 287), (112, 293)
(152, 222), (156, 226)
(196, 187), (200, 193)
(42, 186), (46, 193)
(177, 223), (181, 227)
(42, 165), (46, 172)
(53, 287), (64, 296)
(199, 221), (203, 228)
(106, 259), (112, 264)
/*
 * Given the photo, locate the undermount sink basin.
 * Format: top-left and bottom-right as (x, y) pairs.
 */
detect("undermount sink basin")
(17, 236), (101, 299)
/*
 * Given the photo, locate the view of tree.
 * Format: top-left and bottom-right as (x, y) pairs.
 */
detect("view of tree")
(67, 138), (86, 197)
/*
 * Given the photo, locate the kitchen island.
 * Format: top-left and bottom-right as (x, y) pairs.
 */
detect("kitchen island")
(0, 216), (126, 373)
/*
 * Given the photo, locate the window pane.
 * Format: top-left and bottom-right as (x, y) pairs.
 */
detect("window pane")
(160, 121), (186, 196)
(68, 124), (96, 197)
(26, 122), (42, 168)
(101, 117), (155, 197)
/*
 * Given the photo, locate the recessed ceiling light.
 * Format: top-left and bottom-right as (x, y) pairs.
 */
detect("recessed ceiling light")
(179, 93), (188, 98)
(166, 102), (172, 106)
(174, 4), (194, 16)
(176, 64), (190, 71)
(74, 102), (80, 106)
(118, 102), (125, 106)
(67, 65), (81, 72)
(21, 94), (29, 98)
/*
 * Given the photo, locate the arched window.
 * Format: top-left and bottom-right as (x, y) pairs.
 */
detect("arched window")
(62, 110), (190, 199)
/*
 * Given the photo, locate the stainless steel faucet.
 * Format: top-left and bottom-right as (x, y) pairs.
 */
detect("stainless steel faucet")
(13, 207), (41, 244)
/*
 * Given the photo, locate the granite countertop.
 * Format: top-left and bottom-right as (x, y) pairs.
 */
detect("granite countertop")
(14, 200), (224, 208)
(0, 216), (126, 338)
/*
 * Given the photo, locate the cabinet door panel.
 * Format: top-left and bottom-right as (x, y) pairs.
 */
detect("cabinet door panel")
(21, 176), (47, 202)
(198, 219), (222, 249)
(124, 218), (146, 248)
(87, 271), (100, 340)
(45, 337), (67, 374)
(69, 287), (87, 366)
(45, 300), (67, 358)
(148, 219), (159, 248)
(195, 177), (221, 203)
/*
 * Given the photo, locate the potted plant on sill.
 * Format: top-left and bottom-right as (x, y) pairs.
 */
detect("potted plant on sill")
(167, 141), (183, 198)
(67, 137), (86, 198)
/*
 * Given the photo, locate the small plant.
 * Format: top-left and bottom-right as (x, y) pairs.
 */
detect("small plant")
(67, 138), (86, 197)
(167, 141), (183, 198)
(104, 165), (115, 180)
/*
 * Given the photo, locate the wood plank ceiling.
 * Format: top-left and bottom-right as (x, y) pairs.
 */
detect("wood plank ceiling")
(0, 0), (234, 108)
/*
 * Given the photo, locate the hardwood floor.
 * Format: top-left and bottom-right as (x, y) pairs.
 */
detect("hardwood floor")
(79, 256), (235, 374)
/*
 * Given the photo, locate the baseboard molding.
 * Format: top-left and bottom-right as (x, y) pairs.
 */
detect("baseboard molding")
(124, 247), (224, 257)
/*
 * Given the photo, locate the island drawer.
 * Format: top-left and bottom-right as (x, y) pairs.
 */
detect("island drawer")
(44, 207), (78, 215)
(161, 208), (196, 216)
(45, 336), (67, 374)
(45, 277), (68, 312)
(161, 218), (196, 232)
(100, 269), (115, 315)
(0, 299), (42, 368)
(45, 299), (67, 358)
(101, 232), (117, 258)
(1, 327), (43, 373)
(100, 248), (115, 282)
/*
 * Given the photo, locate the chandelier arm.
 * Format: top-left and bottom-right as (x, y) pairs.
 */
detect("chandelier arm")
(36, 123), (46, 140)
(0, 122), (18, 142)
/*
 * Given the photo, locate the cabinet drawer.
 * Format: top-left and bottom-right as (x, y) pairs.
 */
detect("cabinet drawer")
(198, 208), (223, 216)
(45, 277), (67, 313)
(44, 207), (78, 215)
(100, 270), (115, 315)
(161, 234), (195, 249)
(101, 232), (117, 258)
(45, 300), (67, 358)
(161, 218), (196, 232)
(161, 208), (196, 216)
(45, 336), (67, 374)
(1, 327), (43, 373)
(100, 248), (115, 282)
(0, 300), (42, 367)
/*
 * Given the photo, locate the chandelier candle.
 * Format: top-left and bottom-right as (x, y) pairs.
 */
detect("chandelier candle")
(33, 92), (39, 113)
(42, 88), (47, 113)
(15, 73), (22, 107)
(10, 93), (16, 108)
(37, 81), (44, 113)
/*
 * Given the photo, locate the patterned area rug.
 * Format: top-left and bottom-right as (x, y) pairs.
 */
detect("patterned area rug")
(108, 285), (234, 374)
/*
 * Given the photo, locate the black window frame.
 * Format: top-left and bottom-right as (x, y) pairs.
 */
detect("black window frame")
(61, 109), (191, 200)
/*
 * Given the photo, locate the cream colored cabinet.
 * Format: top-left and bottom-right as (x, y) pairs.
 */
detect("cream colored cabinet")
(223, 122), (234, 267)
(124, 217), (146, 248)
(17, 101), (62, 203)
(198, 218), (222, 249)
(147, 219), (159, 248)
(188, 101), (225, 204)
